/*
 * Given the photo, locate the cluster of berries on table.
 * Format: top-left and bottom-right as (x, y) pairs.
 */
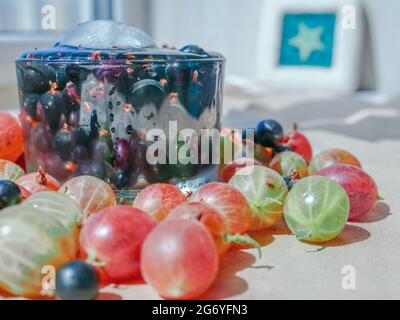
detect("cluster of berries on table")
(0, 112), (380, 300)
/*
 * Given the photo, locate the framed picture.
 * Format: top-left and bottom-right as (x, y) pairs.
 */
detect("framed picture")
(256, 0), (364, 93)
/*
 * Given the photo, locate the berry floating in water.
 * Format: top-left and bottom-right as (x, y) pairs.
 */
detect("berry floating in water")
(317, 164), (379, 220)
(37, 91), (66, 132)
(16, 63), (56, 94)
(284, 176), (350, 242)
(53, 124), (75, 161)
(21, 93), (40, 119)
(179, 44), (209, 56)
(56, 261), (99, 300)
(165, 61), (191, 88)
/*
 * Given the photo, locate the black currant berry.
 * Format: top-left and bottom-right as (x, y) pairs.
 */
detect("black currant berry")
(165, 61), (191, 88)
(38, 92), (66, 132)
(56, 261), (98, 300)
(255, 119), (284, 148)
(53, 125), (75, 161)
(21, 93), (40, 119)
(17, 63), (56, 94)
(0, 180), (22, 210)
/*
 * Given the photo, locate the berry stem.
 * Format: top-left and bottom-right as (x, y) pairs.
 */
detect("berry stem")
(86, 248), (107, 267)
(225, 233), (262, 258)
(35, 166), (47, 186)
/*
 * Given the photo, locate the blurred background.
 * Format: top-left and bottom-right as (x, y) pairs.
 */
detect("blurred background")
(1, 0), (399, 140)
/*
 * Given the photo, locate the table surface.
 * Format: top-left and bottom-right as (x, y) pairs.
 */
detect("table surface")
(2, 94), (400, 300)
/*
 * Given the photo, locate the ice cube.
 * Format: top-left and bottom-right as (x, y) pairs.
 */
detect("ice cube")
(58, 20), (156, 50)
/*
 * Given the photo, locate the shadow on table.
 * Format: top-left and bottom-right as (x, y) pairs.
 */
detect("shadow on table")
(199, 250), (256, 300)
(304, 224), (371, 249)
(351, 201), (391, 223)
(231, 219), (291, 252)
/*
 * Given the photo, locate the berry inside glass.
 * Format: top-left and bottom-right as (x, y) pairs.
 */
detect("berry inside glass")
(16, 21), (225, 197)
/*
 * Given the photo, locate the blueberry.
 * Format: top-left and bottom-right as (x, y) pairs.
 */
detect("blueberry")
(255, 119), (283, 147)
(0, 180), (22, 210)
(53, 126), (75, 161)
(180, 44), (209, 56)
(128, 79), (165, 110)
(56, 261), (99, 300)
(21, 93), (40, 119)
(38, 92), (66, 132)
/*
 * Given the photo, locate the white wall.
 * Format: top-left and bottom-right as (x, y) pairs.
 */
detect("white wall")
(150, 0), (400, 97)
(150, 0), (264, 78)
(363, 0), (400, 96)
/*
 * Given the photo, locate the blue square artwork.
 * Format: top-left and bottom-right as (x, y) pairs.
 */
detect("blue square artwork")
(279, 13), (336, 68)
